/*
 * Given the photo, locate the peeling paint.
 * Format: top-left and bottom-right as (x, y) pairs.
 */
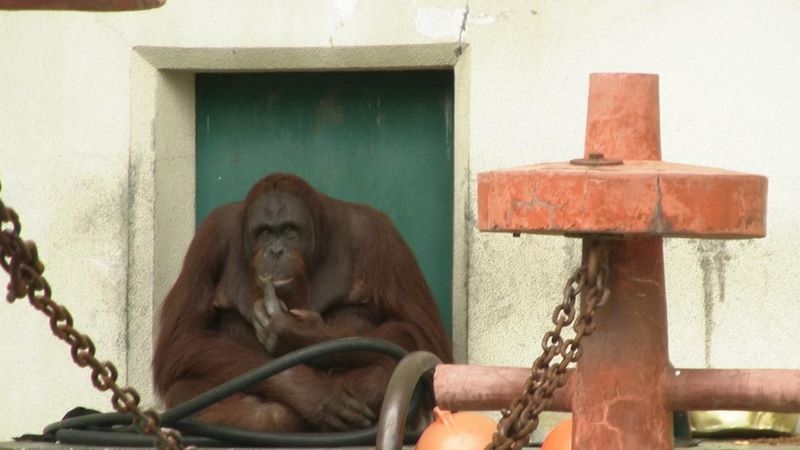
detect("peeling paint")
(415, 6), (466, 39)
(456, 4), (469, 56)
(469, 13), (496, 25)
(334, 0), (358, 17)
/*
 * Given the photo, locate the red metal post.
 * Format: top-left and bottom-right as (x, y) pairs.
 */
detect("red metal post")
(573, 74), (672, 449)
(573, 237), (672, 449)
(472, 72), (773, 449)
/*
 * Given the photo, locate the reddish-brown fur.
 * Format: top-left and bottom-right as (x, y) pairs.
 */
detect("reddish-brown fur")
(153, 173), (452, 431)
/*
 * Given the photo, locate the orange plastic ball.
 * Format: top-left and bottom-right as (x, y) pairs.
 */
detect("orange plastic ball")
(542, 418), (572, 450)
(415, 407), (497, 450)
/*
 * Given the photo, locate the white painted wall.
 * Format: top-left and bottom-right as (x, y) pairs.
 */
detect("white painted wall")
(1, 0), (799, 443)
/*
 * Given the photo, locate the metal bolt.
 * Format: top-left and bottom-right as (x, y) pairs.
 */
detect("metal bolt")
(570, 152), (623, 167)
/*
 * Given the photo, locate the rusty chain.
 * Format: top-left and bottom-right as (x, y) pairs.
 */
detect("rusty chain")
(0, 181), (187, 450)
(487, 243), (610, 450)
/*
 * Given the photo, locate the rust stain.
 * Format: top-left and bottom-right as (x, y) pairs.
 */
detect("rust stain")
(649, 173), (669, 234)
(697, 240), (731, 367)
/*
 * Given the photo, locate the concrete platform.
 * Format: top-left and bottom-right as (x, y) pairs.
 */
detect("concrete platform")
(5, 439), (800, 450)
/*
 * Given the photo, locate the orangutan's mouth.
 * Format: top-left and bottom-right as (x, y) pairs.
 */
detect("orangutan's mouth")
(271, 277), (295, 288)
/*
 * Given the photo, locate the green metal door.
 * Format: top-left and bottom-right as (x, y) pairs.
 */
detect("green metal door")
(195, 71), (454, 333)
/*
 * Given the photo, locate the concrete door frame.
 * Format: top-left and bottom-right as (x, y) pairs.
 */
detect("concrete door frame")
(127, 43), (472, 404)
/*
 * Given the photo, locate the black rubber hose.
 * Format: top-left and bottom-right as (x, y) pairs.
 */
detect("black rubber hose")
(43, 412), (131, 435)
(44, 337), (407, 433)
(173, 419), (422, 447)
(48, 337), (427, 447)
(376, 351), (442, 450)
(161, 336), (409, 425)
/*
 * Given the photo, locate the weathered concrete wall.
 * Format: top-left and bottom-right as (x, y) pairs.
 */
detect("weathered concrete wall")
(463, 0), (800, 439)
(1, 0), (799, 442)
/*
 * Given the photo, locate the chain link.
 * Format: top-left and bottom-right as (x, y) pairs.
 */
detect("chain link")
(487, 244), (610, 450)
(0, 181), (188, 450)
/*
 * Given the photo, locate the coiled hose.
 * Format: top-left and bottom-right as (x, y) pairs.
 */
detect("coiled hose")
(42, 337), (436, 448)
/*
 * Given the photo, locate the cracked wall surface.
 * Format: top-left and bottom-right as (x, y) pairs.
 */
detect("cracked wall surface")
(2, 0), (800, 442)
